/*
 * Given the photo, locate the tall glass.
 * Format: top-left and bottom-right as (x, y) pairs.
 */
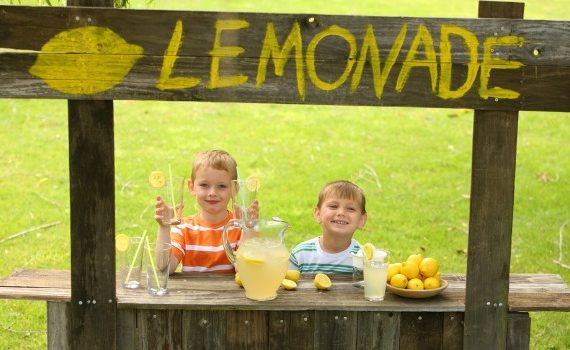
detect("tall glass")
(145, 241), (171, 296)
(162, 176), (185, 226)
(363, 249), (389, 301)
(230, 179), (258, 225)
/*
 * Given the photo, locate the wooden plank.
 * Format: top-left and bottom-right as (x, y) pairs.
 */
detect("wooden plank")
(0, 6), (569, 111)
(117, 309), (137, 350)
(356, 311), (400, 349)
(268, 311), (315, 350)
(442, 312), (464, 350)
(399, 312), (443, 350)
(138, 309), (183, 349)
(464, 2), (524, 350)
(226, 310), (268, 350)
(183, 310), (226, 350)
(2, 270), (570, 311)
(47, 302), (70, 350)
(507, 312), (530, 350)
(314, 310), (358, 349)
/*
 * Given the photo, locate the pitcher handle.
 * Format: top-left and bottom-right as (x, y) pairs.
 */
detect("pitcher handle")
(222, 219), (243, 266)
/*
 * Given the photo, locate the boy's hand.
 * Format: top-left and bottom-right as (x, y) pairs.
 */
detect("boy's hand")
(248, 200), (259, 220)
(154, 196), (172, 227)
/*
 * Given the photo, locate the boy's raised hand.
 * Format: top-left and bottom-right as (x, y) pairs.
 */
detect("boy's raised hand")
(154, 196), (172, 227)
(248, 200), (260, 220)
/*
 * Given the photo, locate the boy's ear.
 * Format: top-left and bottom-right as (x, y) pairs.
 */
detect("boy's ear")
(188, 179), (195, 194)
(313, 207), (322, 224)
(358, 213), (368, 229)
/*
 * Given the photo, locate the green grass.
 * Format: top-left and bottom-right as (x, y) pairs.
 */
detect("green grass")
(0, 0), (569, 349)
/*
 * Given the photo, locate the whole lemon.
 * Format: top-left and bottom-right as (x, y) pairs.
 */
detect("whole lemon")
(424, 277), (441, 290)
(390, 273), (408, 288)
(387, 263), (402, 282)
(400, 261), (420, 279)
(406, 254), (424, 266)
(407, 278), (424, 290)
(419, 258), (439, 277)
(285, 269), (301, 282)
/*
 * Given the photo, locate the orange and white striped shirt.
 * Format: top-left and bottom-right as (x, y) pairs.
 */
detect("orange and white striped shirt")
(170, 211), (241, 273)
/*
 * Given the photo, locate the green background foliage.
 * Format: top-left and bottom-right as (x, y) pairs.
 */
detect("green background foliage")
(0, 0), (568, 348)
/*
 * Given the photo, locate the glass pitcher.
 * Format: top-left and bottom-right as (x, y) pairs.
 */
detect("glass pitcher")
(223, 218), (289, 301)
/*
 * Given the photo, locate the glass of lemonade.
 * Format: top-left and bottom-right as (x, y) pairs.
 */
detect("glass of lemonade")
(363, 250), (389, 301)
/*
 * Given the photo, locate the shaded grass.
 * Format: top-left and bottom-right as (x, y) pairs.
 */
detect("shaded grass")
(0, 0), (569, 349)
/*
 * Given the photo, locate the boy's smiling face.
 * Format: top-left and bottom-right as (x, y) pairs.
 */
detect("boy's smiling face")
(314, 196), (367, 238)
(190, 166), (232, 223)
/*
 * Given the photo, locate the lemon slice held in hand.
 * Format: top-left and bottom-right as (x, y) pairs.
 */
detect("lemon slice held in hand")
(314, 273), (332, 290)
(148, 171), (166, 188)
(115, 234), (130, 252)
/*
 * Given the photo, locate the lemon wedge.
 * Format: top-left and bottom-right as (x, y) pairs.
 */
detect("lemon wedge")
(281, 279), (297, 290)
(148, 170), (166, 188)
(115, 234), (130, 252)
(314, 273), (332, 290)
(242, 252), (266, 265)
(234, 273), (243, 287)
(362, 242), (375, 261)
(285, 269), (301, 282)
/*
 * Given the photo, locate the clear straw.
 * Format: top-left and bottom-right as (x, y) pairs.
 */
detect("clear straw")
(124, 230), (147, 283)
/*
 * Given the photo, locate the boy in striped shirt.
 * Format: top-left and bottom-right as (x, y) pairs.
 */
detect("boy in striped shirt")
(154, 150), (245, 274)
(289, 180), (367, 274)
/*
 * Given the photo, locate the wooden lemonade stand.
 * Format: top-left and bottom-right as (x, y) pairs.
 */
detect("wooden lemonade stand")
(0, 1), (570, 349)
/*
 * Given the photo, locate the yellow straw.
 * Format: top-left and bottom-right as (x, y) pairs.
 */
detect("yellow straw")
(124, 230), (147, 283)
(168, 164), (176, 221)
(145, 237), (162, 289)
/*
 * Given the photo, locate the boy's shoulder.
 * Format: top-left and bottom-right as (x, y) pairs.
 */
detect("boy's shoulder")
(291, 237), (319, 253)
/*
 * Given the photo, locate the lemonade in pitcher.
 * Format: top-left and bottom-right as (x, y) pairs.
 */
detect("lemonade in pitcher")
(236, 236), (289, 301)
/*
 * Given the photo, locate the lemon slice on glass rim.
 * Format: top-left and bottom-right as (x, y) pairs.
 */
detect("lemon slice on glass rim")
(148, 170), (166, 188)
(115, 234), (130, 252)
(362, 242), (376, 261)
(245, 175), (261, 192)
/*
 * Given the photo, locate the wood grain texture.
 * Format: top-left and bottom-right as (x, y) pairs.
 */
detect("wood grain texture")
(0, 5), (569, 110)
(464, 3), (523, 350)
(399, 312), (443, 350)
(183, 310), (227, 350)
(1, 270), (569, 312)
(47, 302), (70, 350)
(314, 310), (358, 350)
(356, 311), (400, 349)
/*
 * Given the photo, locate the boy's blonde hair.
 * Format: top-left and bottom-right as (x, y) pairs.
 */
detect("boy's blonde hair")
(191, 150), (237, 182)
(316, 180), (366, 214)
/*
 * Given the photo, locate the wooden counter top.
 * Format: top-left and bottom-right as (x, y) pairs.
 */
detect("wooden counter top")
(1, 269), (569, 312)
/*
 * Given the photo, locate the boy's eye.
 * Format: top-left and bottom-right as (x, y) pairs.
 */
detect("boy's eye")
(327, 204), (338, 209)
(347, 207), (356, 212)
(218, 184), (228, 189)
(199, 183), (208, 188)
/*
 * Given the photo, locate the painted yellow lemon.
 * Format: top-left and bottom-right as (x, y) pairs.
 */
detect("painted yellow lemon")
(281, 279), (297, 290)
(29, 26), (143, 95)
(115, 234), (129, 252)
(314, 273), (332, 290)
(285, 269), (301, 282)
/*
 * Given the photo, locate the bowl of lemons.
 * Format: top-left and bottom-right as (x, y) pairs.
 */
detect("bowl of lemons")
(385, 255), (448, 299)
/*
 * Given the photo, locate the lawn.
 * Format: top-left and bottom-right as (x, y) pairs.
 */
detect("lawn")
(0, 0), (569, 349)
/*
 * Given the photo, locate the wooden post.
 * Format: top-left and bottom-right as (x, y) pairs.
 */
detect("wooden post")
(464, 2), (524, 349)
(67, 1), (116, 349)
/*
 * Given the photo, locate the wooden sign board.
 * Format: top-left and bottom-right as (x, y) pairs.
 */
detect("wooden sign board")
(1, 5), (569, 111)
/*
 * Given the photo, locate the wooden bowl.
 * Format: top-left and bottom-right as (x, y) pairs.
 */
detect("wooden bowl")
(386, 279), (448, 299)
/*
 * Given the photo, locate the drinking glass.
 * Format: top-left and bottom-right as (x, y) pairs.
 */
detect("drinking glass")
(118, 235), (145, 289)
(363, 249), (389, 301)
(230, 179), (258, 225)
(161, 176), (185, 226)
(145, 241), (171, 296)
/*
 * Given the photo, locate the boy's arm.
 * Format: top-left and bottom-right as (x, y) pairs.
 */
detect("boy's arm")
(154, 196), (180, 274)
